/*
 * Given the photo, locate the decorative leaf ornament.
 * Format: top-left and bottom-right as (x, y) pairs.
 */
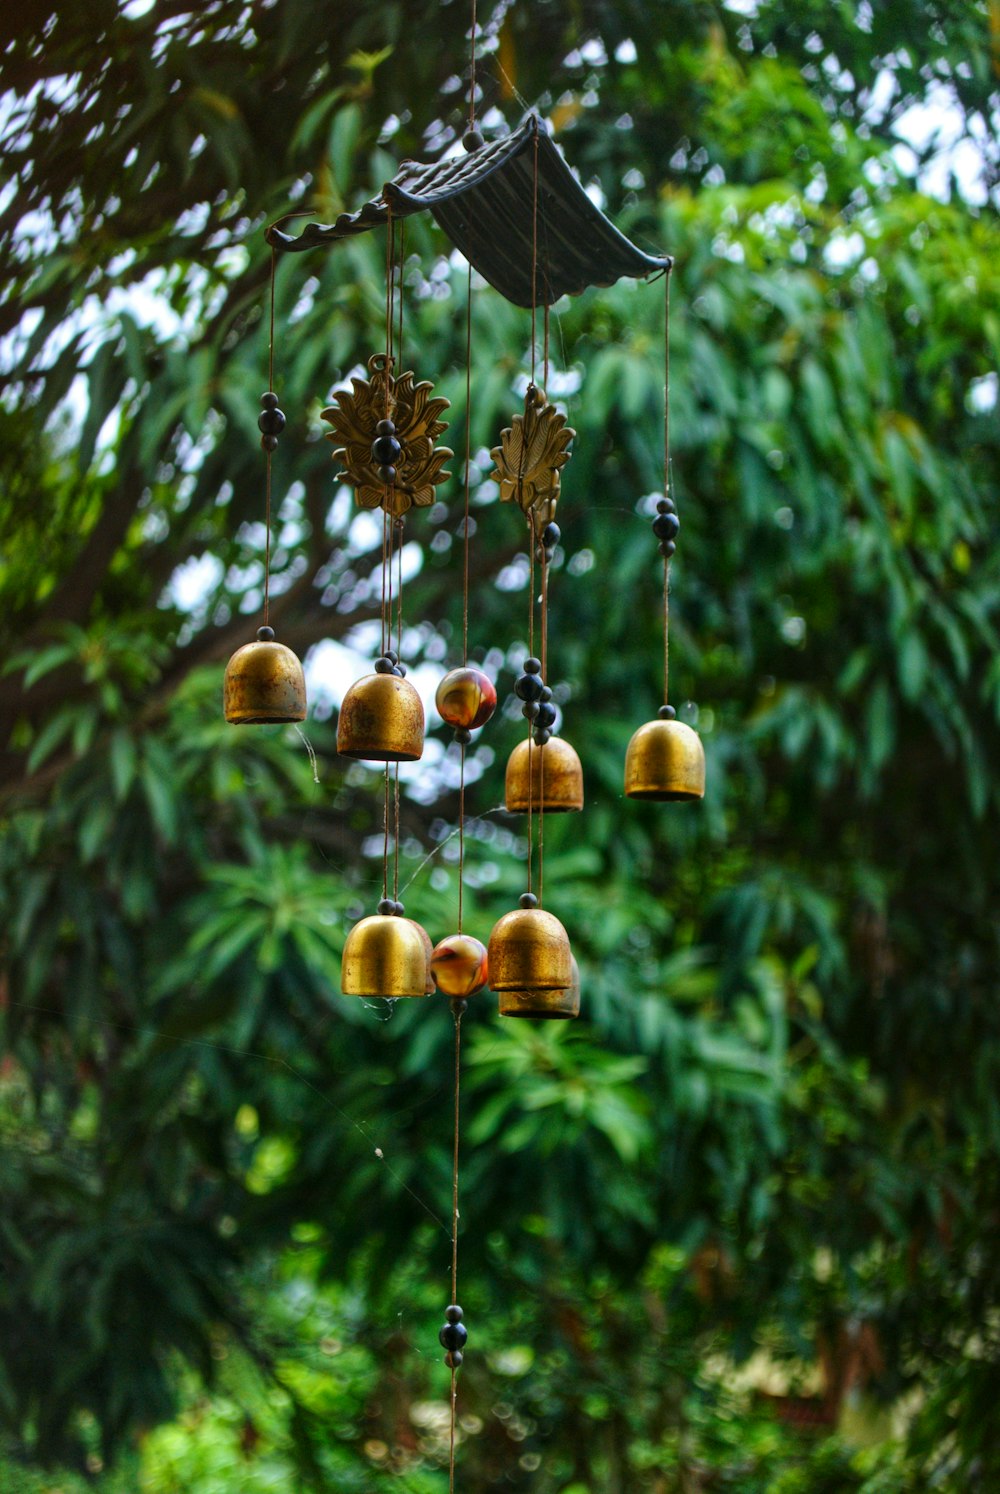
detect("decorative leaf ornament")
(321, 353), (453, 517)
(491, 384), (575, 538)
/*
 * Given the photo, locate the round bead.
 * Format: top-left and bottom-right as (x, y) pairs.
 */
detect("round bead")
(435, 667), (498, 731)
(260, 392), (280, 409)
(533, 728), (552, 746)
(374, 656), (395, 674)
(445, 1350), (463, 1369)
(261, 434), (279, 453)
(445, 1305), (464, 1324)
(385, 650), (399, 664)
(453, 727), (472, 746)
(542, 522), (560, 550)
(393, 900), (406, 917)
(256, 625), (275, 642)
(451, 997), (468, 1017)
(656, 497), (676, 515)
(514, 673), (544, 703)
(524, 657), (542, 675)
(519, 892), (538, 909)
(539, 685), (552, 703)
(462, 127), (485, 152)
(438, 1321), (469, 1352)
(660, 540), (676, 558)
(377, 898), (395, 916)
(653, 512), (680, 541)
(431, 935), (489, 998)
(658, 704), (676, 721)
(535, 702), (557, 729)
(375, 418), (396, 437)
(372, 434), (402, 465)
(394, 663), (407, 677)
(522, 701), (540, 722)
(258, 406), (286, 437)
(378, 464), (397, 485)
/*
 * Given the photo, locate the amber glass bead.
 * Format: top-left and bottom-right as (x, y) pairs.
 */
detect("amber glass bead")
(431, 934), (489, 997)
(435, 667), (497, 731)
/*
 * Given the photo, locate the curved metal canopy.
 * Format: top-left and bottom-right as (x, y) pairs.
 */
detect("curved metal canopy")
(266, 115), (669, 309)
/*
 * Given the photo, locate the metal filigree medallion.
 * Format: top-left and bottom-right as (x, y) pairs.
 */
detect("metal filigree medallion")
(321, 354), (453, 517)
(491, 383), (575, 538)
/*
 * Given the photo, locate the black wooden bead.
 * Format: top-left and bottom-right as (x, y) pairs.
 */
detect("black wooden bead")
(445, 1305), (464, 1324)
(258, 406), (286, 437)
(522, 701), (540, 722)
(393, 900), (406, 916)
(378, 898), (395, 915)
(450, 997), (468, 1017)
(652, 512), (680, 541)
(375, 418), (396, 437)
(445, 1350), (463, 1369)
(658, 704), (676, 720)
(535, 702), (557, 729)
(374, 657), (395, 674)
(372, 434), (402, 465)
(260, 391), (279, 409)
(524, 657), (542, 675)
(462, 128), (485, 152)
(515, 672), (544, 702)
(539, 685), (552, 703)
(261, 434), (279, 453)
(394, 663), (407, 677)
(519, 892), (538, 909)
(533, 728), (552, 746)
(256, 626), (275, 642)
(656, 496), (676, 515)
(542, 521), (560, 550)
(659, 539), (677, 558)
(385, 650), (399, 664)
(454, 727), (472, 745)
(439, 1321), (468, 1352)
(378, 465), (397, 485)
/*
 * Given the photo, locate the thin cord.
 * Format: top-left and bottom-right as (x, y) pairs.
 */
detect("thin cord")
(663, 267), (672, 707)
(539, 548), (548, 908)
(530, 119), (539, 383)
(526, 528), (535, 898)
(382, 764), (390, 904)
(462, 261), (474, 666)
(458, 747), (466, 934)
(394, 521), (403, 901)
(447, 1004), (464, 1493)
(263, 248), (277, 626)
(468, 0), (478, 131)
(397, 220), (405, 372)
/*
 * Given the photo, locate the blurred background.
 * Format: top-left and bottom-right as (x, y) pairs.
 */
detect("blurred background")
(1, 1), (998, 1489)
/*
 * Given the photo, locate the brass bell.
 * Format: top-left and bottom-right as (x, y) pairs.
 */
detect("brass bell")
(624, 716), (705, 801)
(337, 668), (424, 762)
(504, 736), (584, 814)
(499, 956), (580, 1020)
(223, 626), (307, 725)
(341, 912), (431, 999)
(488, 901), (573, 993)
(407, 917), (436, 995)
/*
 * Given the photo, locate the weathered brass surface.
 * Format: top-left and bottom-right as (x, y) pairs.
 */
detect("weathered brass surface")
(341, 914), (431, 999)
(408, 918), (436, 995)
(321, 354), (452, 517)
(223, 639), (307, 725)
(624, 718), (705, 801)
(504, 736), (583, 813)
(337, 673), (425, 762)
(488, 907), (572, 992)
(499, 956), (581, 1019)
(491, 385), (575, 538)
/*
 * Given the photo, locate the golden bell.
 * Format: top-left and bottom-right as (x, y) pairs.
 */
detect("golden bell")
(488, 904), (573, 992)
(337, 672), (424, 762)
(223, 629), (306, 725)
(504, 736), (584, 814)
(624, 717), (705, 801)
(407, 918), (436, 995)
(341, 914), (431, 999)
(499, 956), (580, 1020)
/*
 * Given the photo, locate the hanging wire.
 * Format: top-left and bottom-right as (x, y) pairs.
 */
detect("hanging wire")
(263, 247), (277, 626)
(530, 118), (539, 384)
(663, 266), (672, 707)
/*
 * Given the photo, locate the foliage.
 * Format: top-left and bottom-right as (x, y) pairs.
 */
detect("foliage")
(1, 0), (999, 1489)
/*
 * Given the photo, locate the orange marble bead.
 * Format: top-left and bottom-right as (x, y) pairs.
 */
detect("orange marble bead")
(435, 667), (497, 731)
(430, 934), (489, 997)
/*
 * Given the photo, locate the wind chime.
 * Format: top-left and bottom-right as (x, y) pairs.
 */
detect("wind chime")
(222, 12), (706, 1482)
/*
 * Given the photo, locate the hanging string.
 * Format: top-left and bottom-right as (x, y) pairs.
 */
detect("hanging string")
(530, 118), (539, 385)
(537, 304), (552, 908)
(393, 515), (404, 902)
(663, 267), (672, 707)
(525, 531), (535, 898)
(462, 263), (474, 666)
(468, 0), (478, 132)
(447, 999), (464, 1494)
(263, 247), (277, 626)
(396, 220), (406, 373)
